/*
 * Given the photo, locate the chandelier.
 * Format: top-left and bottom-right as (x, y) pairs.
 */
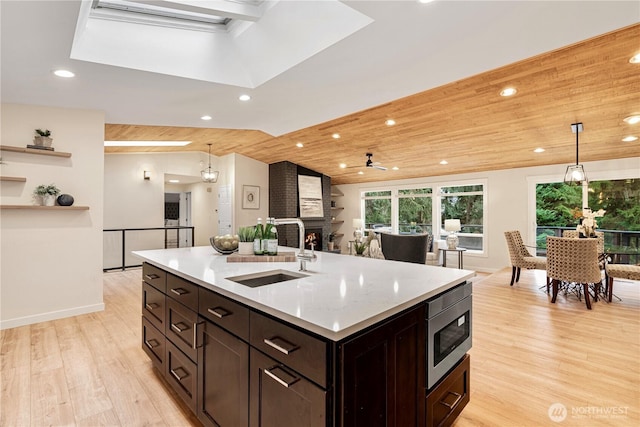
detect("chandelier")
(201, 143), (219, 183)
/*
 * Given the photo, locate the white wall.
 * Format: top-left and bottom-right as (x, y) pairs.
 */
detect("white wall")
(103, 152), (269, 266)
(1, 104), (105, 329)
(334, 157), (640, 273)
(104, 152), (218, 268)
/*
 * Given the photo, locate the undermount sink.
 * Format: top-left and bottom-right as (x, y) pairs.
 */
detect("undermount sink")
(226, 269), (308, 288)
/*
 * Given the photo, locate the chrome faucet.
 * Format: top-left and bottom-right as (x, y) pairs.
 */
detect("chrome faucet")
(272, 217), (317, 271)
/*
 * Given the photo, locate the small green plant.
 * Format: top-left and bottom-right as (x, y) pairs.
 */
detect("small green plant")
(353, 240), (367, 255)
(237, 226), (256, 242)
(35, 129), (51, 137)
(33, 184), (60, 196)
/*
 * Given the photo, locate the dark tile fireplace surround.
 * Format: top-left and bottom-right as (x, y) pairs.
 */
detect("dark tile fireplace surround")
(269, 161), (332, 251)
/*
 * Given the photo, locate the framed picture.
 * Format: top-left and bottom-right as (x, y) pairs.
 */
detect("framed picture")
(298, 175), (324, 217)
(242, 185), (260, 209)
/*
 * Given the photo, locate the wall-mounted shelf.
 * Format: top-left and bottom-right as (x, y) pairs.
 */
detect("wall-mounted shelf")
(331, 206), (344, 211)
(0, 205), (89, 210)
(0, 145), (72, 158)
(0, 176), (27, 182)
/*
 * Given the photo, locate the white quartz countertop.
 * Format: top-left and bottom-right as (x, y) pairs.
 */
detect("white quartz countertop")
(133, 246), (475, 341)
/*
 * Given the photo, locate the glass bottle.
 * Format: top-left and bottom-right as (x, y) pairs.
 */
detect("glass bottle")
(267, 218), (278, 255)
(254, 218), (264, 255)
(262, 218), (272, 254)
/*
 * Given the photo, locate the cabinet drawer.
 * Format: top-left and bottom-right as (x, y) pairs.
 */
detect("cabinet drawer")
(142, 317), (165, 375)
(249, 348), (326, 427)
(143, 262), (166, 292)
(166, 297), (199, 362)
(167, 274), (198, 311)
(250, 311), (327, 388)
(142, 282), (165, 331)
(199, 288), (249, 341)
(426, 354), (470, 427)
(166, 340), (197, 412)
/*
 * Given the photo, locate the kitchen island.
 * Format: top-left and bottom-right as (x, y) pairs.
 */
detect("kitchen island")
(134, 246), (475, 427)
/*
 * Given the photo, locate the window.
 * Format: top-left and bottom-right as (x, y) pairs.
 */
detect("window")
(398, 188), (433, 234)
(362, 190), (391, 232)
(536, 178), (640, 263)
(360, 182), (486, 252)
(440, 185), (484, 251)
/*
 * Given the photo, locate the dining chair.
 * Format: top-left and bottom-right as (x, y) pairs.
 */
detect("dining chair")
(546, 236), (602, 310)
(605, 264), (640, 302)
(504, 231), (547, 287)
(562, 229), (604, 253)
(380, 232), (430, 264)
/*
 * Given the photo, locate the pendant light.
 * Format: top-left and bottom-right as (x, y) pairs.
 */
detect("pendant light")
(563, 122), (587, 186)
(201, 143), (219, 183)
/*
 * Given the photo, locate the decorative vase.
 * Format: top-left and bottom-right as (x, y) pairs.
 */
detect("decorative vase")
(238, 241), (253, 255)
(446, 233), (459, 250)
(33, 136), (53, 147)
(56, 194), (74, 206)
(42, 194), (56, 206)
(327, 242), (335, 251)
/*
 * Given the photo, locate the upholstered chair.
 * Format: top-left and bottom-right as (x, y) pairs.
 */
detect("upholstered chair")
(379, 233), (430, 264)
(546, 236), (602, 310)
(605, 264), (640, 303)
(504, 231), (546, 287)
(562, 229), (604, 253)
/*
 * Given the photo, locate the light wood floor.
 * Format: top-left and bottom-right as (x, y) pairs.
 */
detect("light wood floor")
(1, 268), (638, 426)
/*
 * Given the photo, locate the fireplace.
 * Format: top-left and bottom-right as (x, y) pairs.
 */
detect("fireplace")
(304, 228), (323, 251)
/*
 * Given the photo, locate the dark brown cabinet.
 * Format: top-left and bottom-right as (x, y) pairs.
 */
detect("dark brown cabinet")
(340, 304), (426, 427)
(250, 348), (326, 427)
(140, 262), (469, 427)
(198, 318), (249, 427)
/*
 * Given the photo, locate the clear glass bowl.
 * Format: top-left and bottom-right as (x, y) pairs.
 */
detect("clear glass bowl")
(209, 236), (239, 254)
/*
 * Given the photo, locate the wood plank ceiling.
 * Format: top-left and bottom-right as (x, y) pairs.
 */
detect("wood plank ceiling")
(105, 24), (640, 185)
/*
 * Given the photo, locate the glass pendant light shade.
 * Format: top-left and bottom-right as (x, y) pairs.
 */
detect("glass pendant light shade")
(563, 122), (587, 186)
(201, 143), (219, 183)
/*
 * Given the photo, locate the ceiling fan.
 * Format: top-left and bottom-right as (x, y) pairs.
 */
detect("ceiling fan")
(365, 153), (387, 170)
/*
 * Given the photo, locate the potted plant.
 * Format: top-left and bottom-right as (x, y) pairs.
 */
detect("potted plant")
(327, 232), (336, 251)
(33, 183), (60, 206)
(353, 239), (367, 256)
(34, 129), (53, 147)
(237, 226), (256, 255)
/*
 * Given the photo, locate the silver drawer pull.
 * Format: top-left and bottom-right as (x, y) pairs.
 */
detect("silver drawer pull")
(144, 273), (160, 280)
(145, 302), (159, 311)
(170, 367), (189, 381)
(439, 391), (462, 409)
(207, 307), (230, 319)
(264, 337), (299, 355)
(145, 338), (159, 349)
(170, 287), (188, 296)
(264, 366), (300, 388)
(171, 322), (189, 333)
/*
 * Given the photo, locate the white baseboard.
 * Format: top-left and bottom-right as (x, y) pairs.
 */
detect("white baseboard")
(0, 303), (105, 330)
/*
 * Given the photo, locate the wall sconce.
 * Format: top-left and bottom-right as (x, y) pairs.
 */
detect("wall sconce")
(143, 170), (151, 180)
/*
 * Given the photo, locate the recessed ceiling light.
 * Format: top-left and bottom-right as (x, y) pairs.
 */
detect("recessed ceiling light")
(168, 179), (180, 183)
(296, 142), (304, 148)
(239, 94), (251, 101)
(104, 140), (192, 147)
(623, 115), (640, 125)
(622, 135), (638, 142)
(201, 115), (212, 120)
(358, 171), (364, 175)
(500, 87), (517, 97)
(439, 160), (448, 165)
(339, 163), (347, 168)
(533, 147), (545, 153)
(385, 119), (396, 126)
(53, 69), (75, 78)
(629, 53), (640, 64)
(391, 166), (399, 170)
(332, 133), (340, 139)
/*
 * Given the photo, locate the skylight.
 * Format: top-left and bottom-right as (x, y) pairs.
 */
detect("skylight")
(91, 0), (262, 31)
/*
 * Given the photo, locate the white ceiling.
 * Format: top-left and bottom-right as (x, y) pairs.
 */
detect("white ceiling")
(2, 1), (639, 137)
